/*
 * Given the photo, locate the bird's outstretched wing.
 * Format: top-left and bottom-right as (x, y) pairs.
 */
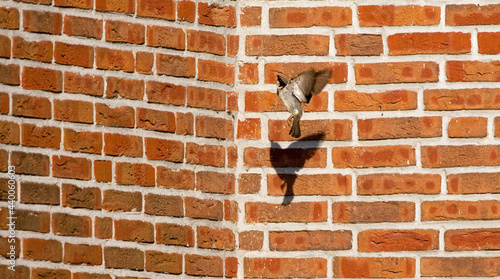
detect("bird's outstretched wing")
(292, 69), (332, 103)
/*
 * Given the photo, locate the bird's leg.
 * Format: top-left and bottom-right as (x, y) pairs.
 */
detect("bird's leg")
(287, 115), (294, 127)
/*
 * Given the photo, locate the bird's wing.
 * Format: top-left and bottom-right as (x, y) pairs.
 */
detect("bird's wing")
(292, 70), (315, 103)
(310, 69), (332, 96)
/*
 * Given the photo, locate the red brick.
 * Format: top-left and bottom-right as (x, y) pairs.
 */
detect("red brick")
(145, 137), (183, 162)
(135, 51), (153, 74)
(145, 251), (182, 274)
(246, 34), (329, 56)
(63, 15), (102, 39)
(0, 7), (19, 29)
(54, 42), (93, 68)
(23, 10), (62, 34)
(64, 72), (104, 96)
(53, 155), (91, 180)
(335, 33), (382, 56)
(136, 108), (174, 132)
(448, 172), (500, 194)
(0, 36), (9, 58)
(64, 243), (102, 265)
(185, 254), (223, 277)
(177, 0), (195, 22)
(356, 61), (439, 84)
(63, 129), (102, 154)
(239, 231), (263, 250)
(186, 86), (226, 110)
(197, 226), (235, 250)
(239, 63), (258, 84)
(445, 228), (500, 251)
(104, 247), (144, 271)
(176, 112), (194, 135)
(72, 272), (111, 279)
(245, 90), (327, 112)
(196, 171), (235, 194)
(156, 223), (194, 246)
(269, 119), (352, 141)
(0, 92), (8, 114)
(102, 190), (142, 211)
(54, 99), (93, 123)
(10, 151), (50, 176)
(333, 201), (415, 223)
(196, 115), (234, 139)
(358, 173), (441, 195)
(422, 145), (500, 167)
(422, 200), (500, 221)
(23, 238), (62, 262)
(147, 25), (185, 50)
(268, 173), (351, 196)
(144, 193), (182, 217)
(358, 116), (442, 140)
(20, 181), (58, 205)
(269, 6), (351, 28)
(186, 142), (225, 167)
(332, 145), (415, 168)
(224, 199), (238, 222)
(21, 124), (60, 149)
(389, 32), (470, 55)
(22, 66), (62, 92)
(55, 0), (92, 9)
(157, 167), (194, 190)
(334, 257), (415, 278)
(106, 20), (144, 44)
(184, 197), (223, 221)
(270, 230), (352, 251)
(237, 118), (261, 139)
(12, 37), (52, 62)
(241, 6), (261, 27)
(246, 201), (327, 223)
(265, 62), (346, 84)
(15, 209), (50, 233)
(244, 257), (327, 278)
(448, 117), (487, 138)
(137, 0), (175, 20)
(198, 2), (236, 27)
(52, 212), (92, 237)
(239, 174), (261, 194)
(447, 60), (500, 82)
(95, 47), (134, 72)
(115, 219), (153, 243)
(225, 257), (238, 278)
(186, 29), (225, 55)
(96, 103), (134, 127)
(478, 32), (500, 54)
(31, 268), (70, 279)
(146, 80), (186, 105)
(421, 257), (500, 277)
(0, 237), (20, 258)
(244, 147), (327, 168)
(115, 162), (155, 186)
(197, 59), (234, 85)
(0, 121), (19, 144)
(227, 35), (238, 57)
(424, 88), (500, 110)
(359, 5), (440, 26)
(156, 53), (195, 77)
(94, 160), (111, 182)
(96, 0), (134, 14)
(0, 63), (20, 86)
(62, 184), (101, 209)
(105, 76), (144, 100)
(358, 229), (439, 252)
(446, 4), (500, 25)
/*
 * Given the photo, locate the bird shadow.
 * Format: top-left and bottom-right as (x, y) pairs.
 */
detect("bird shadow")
(270, 132), (325, 205)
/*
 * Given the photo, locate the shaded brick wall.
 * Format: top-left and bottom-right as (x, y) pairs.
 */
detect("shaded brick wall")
(1, 0), (500, 278)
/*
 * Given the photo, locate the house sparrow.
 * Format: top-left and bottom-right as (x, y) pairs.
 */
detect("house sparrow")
(276, 69), (332, 138)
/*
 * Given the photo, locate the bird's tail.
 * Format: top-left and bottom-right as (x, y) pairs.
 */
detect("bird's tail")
(289, 116), (301, 138)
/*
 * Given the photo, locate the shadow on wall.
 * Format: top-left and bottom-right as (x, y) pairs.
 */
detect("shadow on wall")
(270, 132), (326, 205)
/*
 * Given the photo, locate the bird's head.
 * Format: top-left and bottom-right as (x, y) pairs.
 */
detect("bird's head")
(276, 75), (288, 94)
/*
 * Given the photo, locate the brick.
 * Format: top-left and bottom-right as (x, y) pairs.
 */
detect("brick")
(94, 160), (111, 182)
(54, 42), (93, 68)
(12, 37), (52, 62)
(268, 173), (351, 196)
(184, 197), (223, 221)
(0, 63), (20, 85)
(144, 193), (183, 217)
(198, 2), (236, 27)
(246, 201), (327, 223)
(96, 0), (134, 14)
(186, 29), (225, 55)
(0, 36), (9, 58)
(0, 121), (19, 144)
(448, 172), (500, 194)
(64, 72), (104, 96)
(332, 145), (415, 168)
(422, 145), (500, 167)
(144, 137), (183, 162)
(53, 155), (91, 180)
(270, 230), (352, 251)
(333, 257), (415, 278)
(0, 237), (20, 258)
(197, 59), (234, 85)
(225, 257), (238, 278)
(135, 51), (153, 74)
(227, 34), (239, 57)
(422, 200), (500, 221)
(156, 53), (195, 77)
(104, 247), (144, 271)
(10, 151), (49, 176)
(358, 173), (441, 195)
(333, 201), (415, 223)
(23, 238), (62, 262)
(237, 118), (261, 139)
(197, 226), (235, 250)
(106, 20), (144, 44)
(177, 0), (195, 22)
(241, 6), (261, 27)
(335, 33), (383, 56)
(147, 25), (184, 50)
(52, 213), (92, 237)
(358, 116), (442, 140)
(106, 76), (144, 100)
(478, 32), (500, 54)
(239, 63), (258, 84)
(246, 34), (329, 56)
(265, 62), (347, 84)
(0, 150), (6, 172)
(424, 88), (500, 110)
(359, 5), (440, 26)
(176, 112), (194, 135)
(389, 32), (470, 55)
(446, 4), (500, 25)
(445, 228), (500, 251)
(358, 229), (439, 252)
(239, 174), (261, 194)
(63, 15), (102, 39)
(20, 181), (59, 205)
(185, 254), (223, 277)
(15, 209), (50, 233)
(31, 268), (70, 279)
(157, 167), (195, 190)
(196, 115), (234, 139)
(145, 251), (182, 274)
(244, 257), (327, 278)
(137, 0), (175, 20)
(20, 124), (60, 149)
(21, 0), (55, 4)
(102, 190), (142, 211)
(239, 231), (263, 250)
(146, 80), (186, 105)
(356, 61), (439, 84)
(62, 184), (101, 209)
(245, 90), (328, 112)
(96, 103), (134, 127)
(448, 117), (487, 138)
(22, 66), (62, 92)
(72, 272), (111, 279)
(421, 257), (500, 277)
(54, 99), (93, 123)
(136, 108), (174, 132)
(187, 86), (226, 111)
(0, 93), (8, 114)
(115, 162), (154, 186)
(64, 129), (102, 154)
(23, 10), (62, 34)
(156, 223), (194, 246)
(55, 0), (92, 9)
(447, 60), (500, 82)
(95, 47), (134, 72)
(244, 147), (327, 168)
(196, 171), (235, 194)
(269, 119), (352, 141)
(64, 243), (102, 265)
(224, 200), (238, 222)
(0, 7), (19, 29)
(186, 142), (225, 167)
(115, 219), (153, 243)
(269, 6), (351, 28)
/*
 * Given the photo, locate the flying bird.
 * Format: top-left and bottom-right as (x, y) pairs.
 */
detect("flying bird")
(276, 69), (332, 138)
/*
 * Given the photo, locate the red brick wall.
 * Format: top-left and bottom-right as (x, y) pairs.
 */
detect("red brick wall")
(1, 1), (500, 278)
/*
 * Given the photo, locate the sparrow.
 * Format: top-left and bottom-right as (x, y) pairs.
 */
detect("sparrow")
(276, 69), (332, 138)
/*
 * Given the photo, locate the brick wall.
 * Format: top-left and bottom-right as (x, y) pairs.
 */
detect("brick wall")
(1, 0), (500, 278)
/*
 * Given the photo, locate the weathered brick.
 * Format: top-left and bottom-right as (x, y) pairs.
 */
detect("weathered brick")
(12, 37), (52, 62)
(246, 35), (329, 56)
(334, 257), (415, 278)
(388, 32), (471, 55)
(106, 20), (144, 44)
(358, 117), (442, 140)
(137, 0), (175, 20)
(157, 167), (195, 190)
(422, 200), (500, 221)
(359, 5), (440, 26)
(267, 173), (351, 196)
(145, 137), (183, 162)
(356, 61), (439, 84)
(147, 25), (185, 50)
(358, 173), (441, 195)
(269, 6), (351, 27)
(446, 4), (500, 25)
(115, 162), (154, 186)
(332, 145), (416, 168)
(198, 2), (236, 27)
(269, 230), (352, 251)
(244, 147), (327, 168)
(246, 202), (327, 223)
(63, 15), (102, 39)
(448, 172), (500, 194)
(156, 223), (194, 247)
(244, 257), (327, 278)
(64, 128), (102, 155)
(333, 201), (415, 223)
(358, 229), (439, 251)
(335, 34), (383, 56)
(422, 145), (500, 167)
(187, 29), (225, 55)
